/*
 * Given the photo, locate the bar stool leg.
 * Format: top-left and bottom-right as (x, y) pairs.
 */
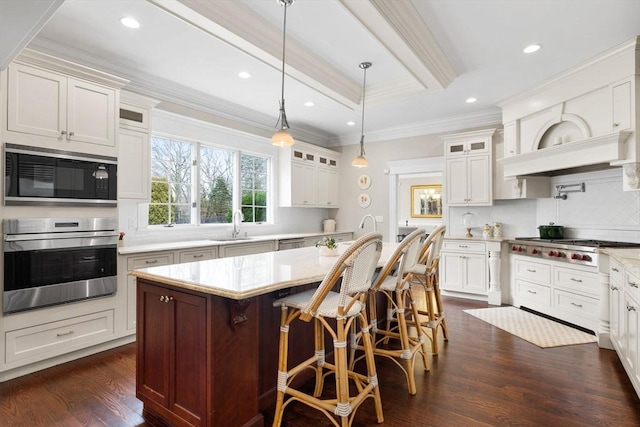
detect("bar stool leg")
(272, 307), (290, 427)
(358, 313), (384, 423)
(313, 318), (325, 397)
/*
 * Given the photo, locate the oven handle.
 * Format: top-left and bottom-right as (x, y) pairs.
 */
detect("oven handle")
(4, 230), (118, 242)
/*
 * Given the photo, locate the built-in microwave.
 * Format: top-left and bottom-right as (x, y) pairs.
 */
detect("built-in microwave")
(4, 143), (117, 206)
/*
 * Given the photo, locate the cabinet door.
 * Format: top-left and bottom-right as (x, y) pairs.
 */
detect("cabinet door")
(625, 292), (640, 387)
(118, 128), (150, 200)
(137, 282), (171, 407)
(612, 81), (632, 131)
(445, 157), (468, 205)
(318, 168), (338, 207)
(440, 252), (464, 291)
(463, 253), (487, 293)
(67, 79), (116, 147)
(467, 155), (491, 205)
(291, 162), (306, 205)
(610, 285), (623, 349)
(137, 282), (207, 426)
(7, 63), (66, 138)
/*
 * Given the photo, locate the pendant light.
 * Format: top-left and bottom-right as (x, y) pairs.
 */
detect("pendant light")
(271, 0), (295, 147)
(352, 62), (372, 168)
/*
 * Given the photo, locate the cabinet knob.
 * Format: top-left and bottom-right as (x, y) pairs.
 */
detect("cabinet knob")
(68, 131), (75, 137)
(611, 286), (618, 291)
(613, 122), (619, 127)
(60, 130), (67, 136)
(159, 295), (174, 303)
(627, 305), (636, 312)
(629, 282), (639, 288)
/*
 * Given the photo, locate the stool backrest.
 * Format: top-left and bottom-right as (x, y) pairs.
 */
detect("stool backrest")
(301, 232), (382, 321)
(420, 225), (446, 268)
(371, 228), (425, 291)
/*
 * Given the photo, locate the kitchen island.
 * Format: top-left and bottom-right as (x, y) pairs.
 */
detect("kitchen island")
(131, 243), (398, 427)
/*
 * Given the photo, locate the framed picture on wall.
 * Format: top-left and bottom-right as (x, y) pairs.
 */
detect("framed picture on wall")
(410, 185), (442, 218)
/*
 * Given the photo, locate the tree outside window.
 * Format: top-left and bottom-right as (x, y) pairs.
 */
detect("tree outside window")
(149, 136), (269, 226)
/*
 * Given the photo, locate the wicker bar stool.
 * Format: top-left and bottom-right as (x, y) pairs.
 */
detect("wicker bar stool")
(349, 228), (428, 395)
(271, 232), (384, 427)
(406, 225), (448, 355)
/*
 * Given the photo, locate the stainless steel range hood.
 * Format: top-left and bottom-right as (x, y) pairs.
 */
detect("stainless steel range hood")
(499, 131), (632, 178)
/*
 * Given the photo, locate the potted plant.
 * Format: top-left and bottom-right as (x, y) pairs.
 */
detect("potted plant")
(316, 237), (338, 257)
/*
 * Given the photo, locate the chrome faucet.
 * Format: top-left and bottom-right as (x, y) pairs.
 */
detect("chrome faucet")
(359, 214), (377, 232)
(232, 210), (244, 238)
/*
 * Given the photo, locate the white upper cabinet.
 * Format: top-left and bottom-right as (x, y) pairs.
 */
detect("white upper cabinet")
(117, 92), (160, 201)
(2, 49), (128, 157)
(442, 129), (495, 206)
(279, 141), (340, 208)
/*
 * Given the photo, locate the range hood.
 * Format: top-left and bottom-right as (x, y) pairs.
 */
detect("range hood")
(499, 131), (632, 178)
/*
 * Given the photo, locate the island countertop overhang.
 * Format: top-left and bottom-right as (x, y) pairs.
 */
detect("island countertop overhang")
(131, 243), (399, 300)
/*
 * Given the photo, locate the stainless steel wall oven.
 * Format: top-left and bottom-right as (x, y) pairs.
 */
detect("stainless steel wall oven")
(3, 218), (118, 314)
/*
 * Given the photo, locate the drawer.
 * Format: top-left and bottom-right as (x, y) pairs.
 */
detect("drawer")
(442, 240), (486, 252)
(127, 252), (175, 271)
(624, 268), (640, 299)
(179, 248), (217, 263)
(610, 258), (624, 285)
(515, 279), (551, 306)
(5, 310), (115, 364)
(554, 266), (599, 297)
(514, 259), (551, 284)
(553, 289), (599, 320)
(221, 241), (275, 258)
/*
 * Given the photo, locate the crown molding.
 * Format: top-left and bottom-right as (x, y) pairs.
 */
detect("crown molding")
(329, 109), (503, 146)
(365, 77), (425, 106)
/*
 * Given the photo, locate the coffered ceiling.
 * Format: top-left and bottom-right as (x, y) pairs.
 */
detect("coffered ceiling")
(2, 0), (639, 147)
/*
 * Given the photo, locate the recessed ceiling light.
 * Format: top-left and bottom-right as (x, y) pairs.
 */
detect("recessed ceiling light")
(523, 44), (541, 54)
(466, 97), (477, 103)
(347, 121), (356, 126)
(304, 101), (314, 107)
(120, 17), (140, 29)
(238, 71), (251, 79)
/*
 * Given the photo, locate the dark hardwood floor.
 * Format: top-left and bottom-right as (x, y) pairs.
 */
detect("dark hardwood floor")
(1, 296), (639, 427)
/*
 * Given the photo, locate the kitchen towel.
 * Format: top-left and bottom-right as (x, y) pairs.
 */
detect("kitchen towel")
(464, 306), (597, 348)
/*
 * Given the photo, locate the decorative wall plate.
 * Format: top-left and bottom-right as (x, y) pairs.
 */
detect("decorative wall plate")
(358, 193), (371, 208)
(357, 174), (371, 189)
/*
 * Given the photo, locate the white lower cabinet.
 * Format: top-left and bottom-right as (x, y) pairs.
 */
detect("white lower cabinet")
(511, 255), (599, 332)
(220, 241), (275, 258)
(609, 257), (640, 396)
(440, 240), (488, 295)
(123, 251), (175, 331)
(5, 310), (115, 365)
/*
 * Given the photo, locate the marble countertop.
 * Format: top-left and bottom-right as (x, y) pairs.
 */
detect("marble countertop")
(444, 235), (511, 243)
(118, 230), (354, 255)
(601, 248), (640, 276)
(131, 242), (399, 300)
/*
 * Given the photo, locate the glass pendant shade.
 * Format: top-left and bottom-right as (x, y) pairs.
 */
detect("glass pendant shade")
(352, 154), (368, 168)
(271, 128), (294, 147)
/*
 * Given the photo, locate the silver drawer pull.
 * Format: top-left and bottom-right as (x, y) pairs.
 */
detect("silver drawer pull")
(612, 267), (620, 272)
(193, 254), (204, 258)
(527, 290), (537, 294)
(458, 245), (468, 248)
(526, 269), (536, 273)
(570, 278), (583, 283)
(611, 286), (619, 291)
(629, 282), (639, 288)
(145, 259), (159, 264)
(570, 302), (583, 308)
(56, 330), (74, 337)
(627, 305), (637, 312)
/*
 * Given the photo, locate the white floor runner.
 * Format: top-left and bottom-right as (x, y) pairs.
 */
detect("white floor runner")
(464, 306), (597, 348)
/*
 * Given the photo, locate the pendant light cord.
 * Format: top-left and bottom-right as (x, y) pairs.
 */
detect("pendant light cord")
(280, 2), (287, 104)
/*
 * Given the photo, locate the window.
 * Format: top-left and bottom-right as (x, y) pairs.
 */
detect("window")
(149, 136), (270, 226)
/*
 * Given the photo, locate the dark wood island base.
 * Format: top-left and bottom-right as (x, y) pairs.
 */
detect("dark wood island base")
(136, 278), (320, 427)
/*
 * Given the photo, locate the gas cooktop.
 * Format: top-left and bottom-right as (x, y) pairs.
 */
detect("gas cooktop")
(513, 238), (640, 248)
